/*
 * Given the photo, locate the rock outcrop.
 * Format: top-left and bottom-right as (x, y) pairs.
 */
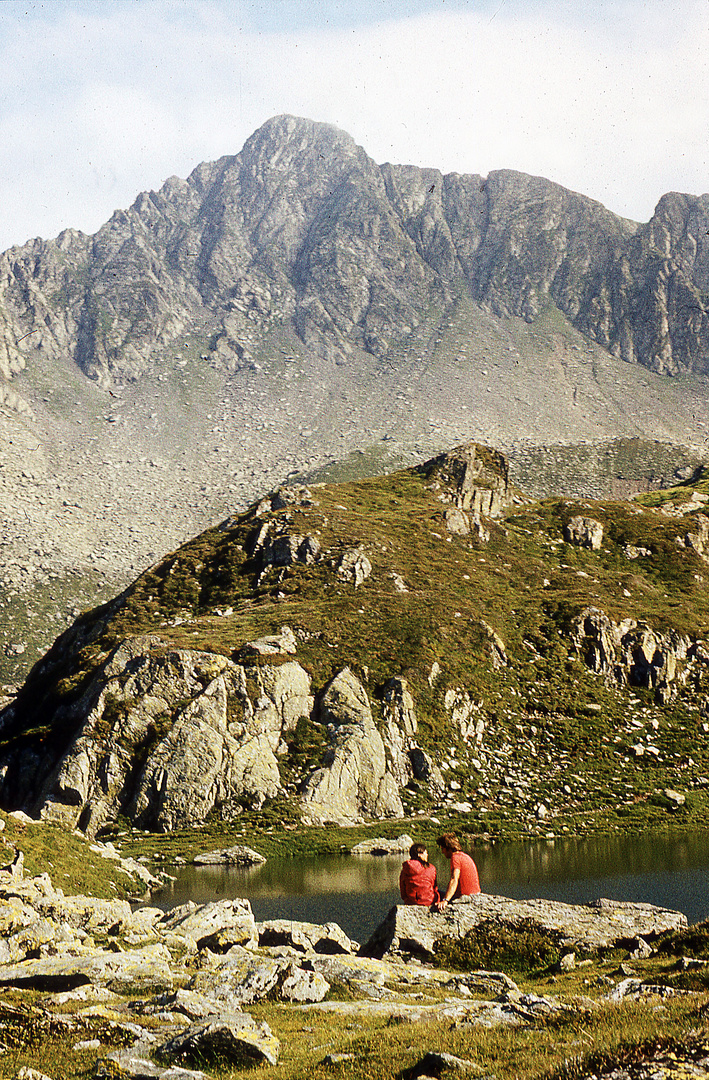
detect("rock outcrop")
(571, 606), (691, 701)
(419, 443), (512, 523)
(0, 629), (414, 834)
(564, 515), (604, 550)
(300, 668), (404, 826)
(362, 894), (688, 961)
(19, 637), (313, 836)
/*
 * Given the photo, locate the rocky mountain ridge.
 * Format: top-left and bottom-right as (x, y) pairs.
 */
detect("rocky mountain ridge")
(4, 116), (709, 384)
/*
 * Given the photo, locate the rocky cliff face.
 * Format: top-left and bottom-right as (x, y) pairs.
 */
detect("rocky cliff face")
(6, 635), (408, 836)
(2, 114), (709, 389)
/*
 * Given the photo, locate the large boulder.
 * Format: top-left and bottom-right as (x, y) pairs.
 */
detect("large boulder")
(300, 668), (404, 825)
(0, 943), (174, 993)
(564, 515), (604, 550)
(257, 919), (359, 954)
(362, 894), (688, 960)
(158, 1010), (280, 1068)
(189, 946), (329, 1005)
(96, 1051), (209, 1078)
(158, 899), (257, 952)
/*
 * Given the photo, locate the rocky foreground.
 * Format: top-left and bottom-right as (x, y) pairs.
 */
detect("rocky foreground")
(0, 847), (696, 1079)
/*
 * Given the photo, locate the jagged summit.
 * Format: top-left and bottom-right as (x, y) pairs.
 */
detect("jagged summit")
(2, 113), (709, 387)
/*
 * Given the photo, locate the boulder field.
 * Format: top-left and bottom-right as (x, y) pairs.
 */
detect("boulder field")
(0, 854), (692, 1078)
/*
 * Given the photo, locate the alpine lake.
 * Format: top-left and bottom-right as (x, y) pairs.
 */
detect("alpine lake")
(151, 829), (709, 945)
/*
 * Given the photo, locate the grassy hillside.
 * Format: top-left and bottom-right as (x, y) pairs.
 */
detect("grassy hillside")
(4, 447), (709, 847)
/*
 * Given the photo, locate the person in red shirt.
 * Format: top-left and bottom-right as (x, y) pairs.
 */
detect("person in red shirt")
(434, 832), (480, 910)
(399, 843), (439, 906)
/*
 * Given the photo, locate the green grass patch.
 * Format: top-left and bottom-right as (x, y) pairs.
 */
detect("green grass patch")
(433, 918), (563, 975)
(0, 814), (145, 900)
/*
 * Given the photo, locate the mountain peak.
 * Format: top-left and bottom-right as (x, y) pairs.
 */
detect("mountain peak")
(2, 114), (709, 383)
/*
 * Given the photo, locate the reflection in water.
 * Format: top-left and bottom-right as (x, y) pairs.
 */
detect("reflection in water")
(152, 832), (709, 945)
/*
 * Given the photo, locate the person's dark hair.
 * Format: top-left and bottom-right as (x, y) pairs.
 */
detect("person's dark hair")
(437, 832), (461, 853)
(409, 842), (428, 862)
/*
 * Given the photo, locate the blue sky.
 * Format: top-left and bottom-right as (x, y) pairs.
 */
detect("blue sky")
(0, 0), (707, 250)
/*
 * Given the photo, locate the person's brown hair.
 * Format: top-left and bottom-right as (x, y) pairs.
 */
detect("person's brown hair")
(437, 832), (461, 853)
(409, 842), (428, 862)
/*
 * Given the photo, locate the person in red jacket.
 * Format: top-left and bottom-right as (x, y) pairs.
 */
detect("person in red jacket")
(399, 843), (439, 906)
(434, 832), (480, 910)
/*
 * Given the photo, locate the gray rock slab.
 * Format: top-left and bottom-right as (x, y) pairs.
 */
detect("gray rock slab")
(155, 988), (220, 1020)
(300, 667), (403, 825)
(158, 898), (257, 951)
(257, 918), (359, 954)
(189, 948), (284, 1005)
(296, 998), (528, 1026)
(450, 970), (519, 995)
(95, 1052), (209, 1079)
(413, 1051), (480, 1077)
(36, 893), (133, 932)
(280, 964), (329, 1002)
(362, 894), (687, 959)
(189, 948), (329, 1005)
(306, 952), (511, 997)
(350, 834), (413, 856)
(192, 844), (265, 866)
(15, 1067), (56, 1080)
(0, 944), (173, 992)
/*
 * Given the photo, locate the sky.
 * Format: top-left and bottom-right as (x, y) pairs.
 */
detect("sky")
(0, 0), (707, 251)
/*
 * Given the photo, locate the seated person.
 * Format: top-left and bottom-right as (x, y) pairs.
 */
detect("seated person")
(434, 832), (480, 910)
(399, 842), (439, 906)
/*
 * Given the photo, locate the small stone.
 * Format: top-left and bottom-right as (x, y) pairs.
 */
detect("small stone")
(557, 952), (575, 972)
(322, 1052), (356, 1065)
(413, 1050), (478, 1076)
(629, 936), (653, 959)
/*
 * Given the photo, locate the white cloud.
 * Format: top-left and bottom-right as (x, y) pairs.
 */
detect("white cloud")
(0, 0), (707, 250)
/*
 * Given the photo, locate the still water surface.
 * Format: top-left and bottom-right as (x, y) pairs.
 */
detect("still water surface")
(153, 831), (709, 945)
